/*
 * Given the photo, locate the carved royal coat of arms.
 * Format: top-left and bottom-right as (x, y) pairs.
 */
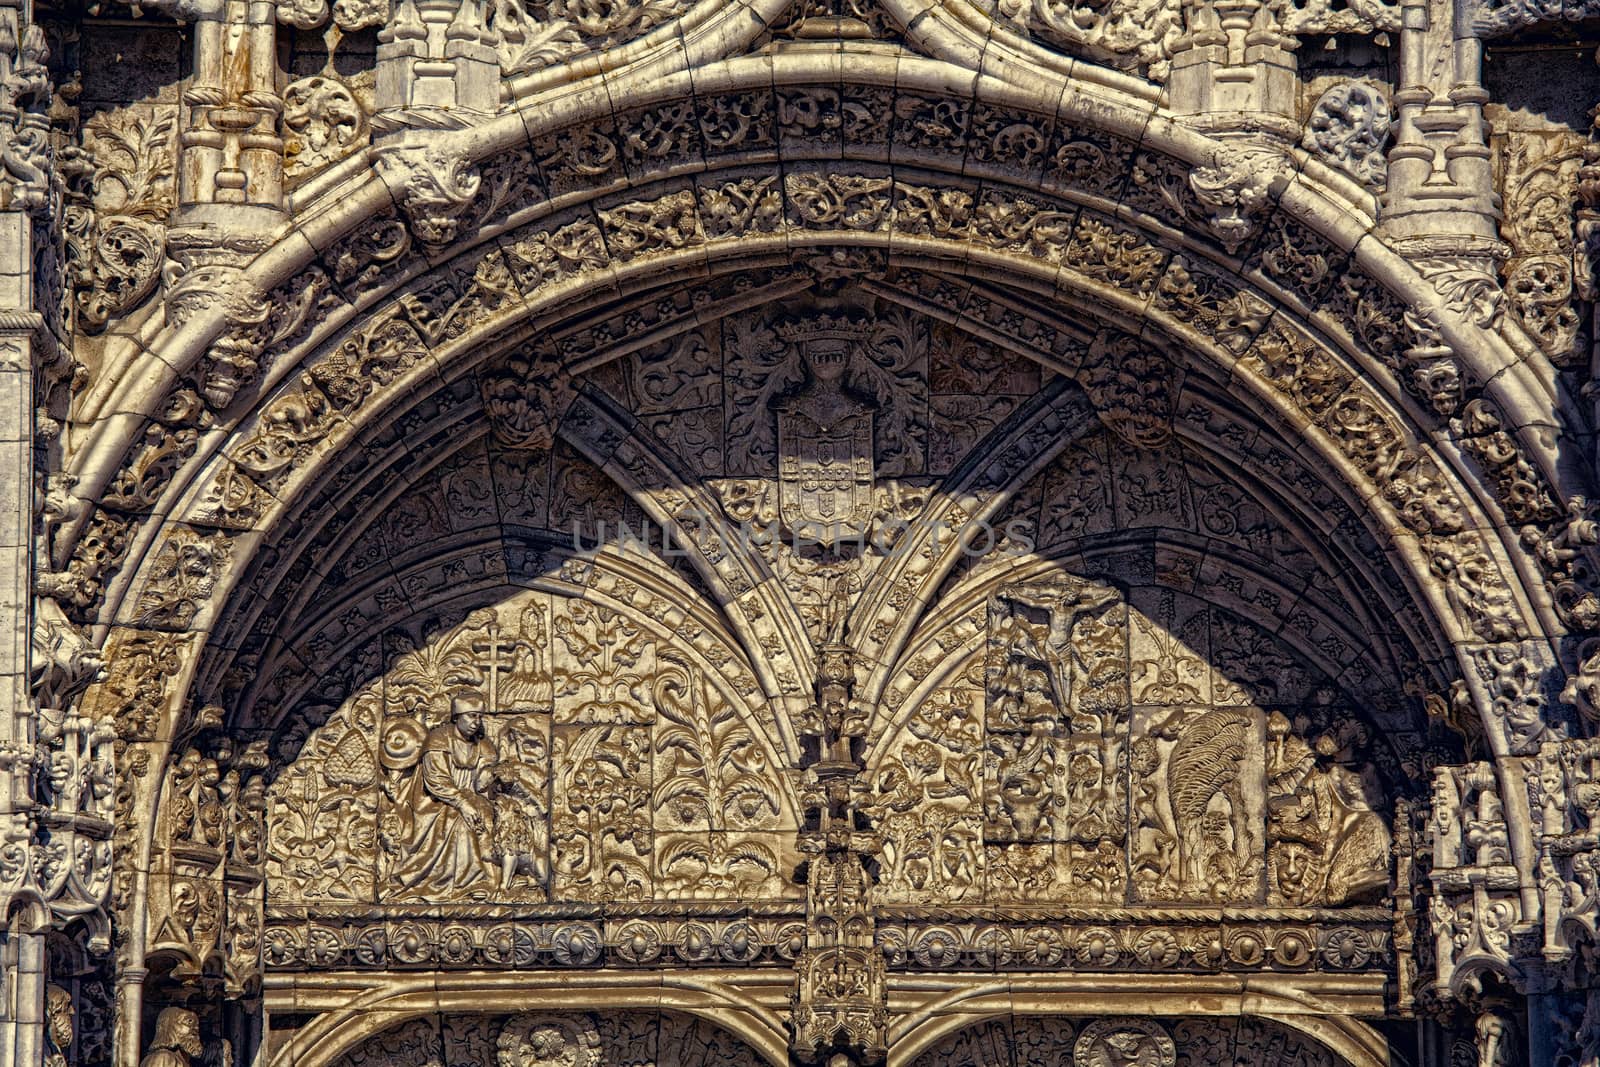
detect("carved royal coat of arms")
(773, 315), (879, 546)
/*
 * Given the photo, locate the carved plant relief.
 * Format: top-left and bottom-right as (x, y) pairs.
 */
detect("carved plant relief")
(283, 75), (370, 181)
(266, 590), (796, 906)
(332, 1012), (767, 1067)
(70, 109), (177, 331)
(1302, 81), (1393, 190)
(490, 0), (692, 76)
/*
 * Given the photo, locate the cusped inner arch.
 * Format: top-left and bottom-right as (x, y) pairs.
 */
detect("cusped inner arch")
(107, 70), (1547, 703)
(200, 266), (1461, 739)
(324, 1011), (773, 1067)
(907, 1015), (1354, 1067)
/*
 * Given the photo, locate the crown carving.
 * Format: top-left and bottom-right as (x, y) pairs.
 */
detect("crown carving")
(774, 313), (874, 346)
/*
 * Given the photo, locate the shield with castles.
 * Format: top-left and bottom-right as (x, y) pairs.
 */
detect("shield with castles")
(774, 314), (878, 546)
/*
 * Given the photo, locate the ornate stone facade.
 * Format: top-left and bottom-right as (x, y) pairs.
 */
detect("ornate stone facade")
(6, 0), (1600, 1065)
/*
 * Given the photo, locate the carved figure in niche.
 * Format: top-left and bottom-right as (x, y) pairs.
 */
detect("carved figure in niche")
(390, 696), (500, 897)
(140, 1008), (203, 1067)
(1266, 711), (1392, 905)
(772, 313), (878, 546)
(1475, 1009), (1521, 1067)
(31, 594), (104, 710)
(44, 985), (72, 1067)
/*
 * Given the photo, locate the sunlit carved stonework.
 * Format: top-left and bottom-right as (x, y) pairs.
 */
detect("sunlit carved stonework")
(11, 0), (1600, 1064)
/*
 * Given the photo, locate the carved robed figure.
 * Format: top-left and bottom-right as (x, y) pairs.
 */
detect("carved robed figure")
(391, 698), (501, 897)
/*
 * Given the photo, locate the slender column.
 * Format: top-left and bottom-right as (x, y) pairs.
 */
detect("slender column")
(1380, 0), (1506, 318)
(165, 0), (285, 351)
(0, 212), (39, 1067)
(0, 0), (45, 1050)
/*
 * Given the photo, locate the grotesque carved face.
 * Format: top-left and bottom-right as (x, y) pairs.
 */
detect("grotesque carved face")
(1275, 841), (1315, 903)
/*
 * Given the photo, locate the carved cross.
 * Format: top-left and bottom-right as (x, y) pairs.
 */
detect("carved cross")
(470, 621), (519, 713)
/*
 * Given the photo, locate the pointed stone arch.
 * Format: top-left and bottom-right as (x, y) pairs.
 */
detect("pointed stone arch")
(66, 52), (1567, 758)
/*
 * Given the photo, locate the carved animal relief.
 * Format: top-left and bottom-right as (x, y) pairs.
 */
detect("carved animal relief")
(874, 578), (1393, 912)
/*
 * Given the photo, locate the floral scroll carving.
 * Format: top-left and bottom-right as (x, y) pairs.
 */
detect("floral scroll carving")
(283, 76), (370, 180)
(1498, 131), (1585, 364)
(69, 110), (176, 332)
(490, 0), (691, 77)
(1302, 81), (1393, 191)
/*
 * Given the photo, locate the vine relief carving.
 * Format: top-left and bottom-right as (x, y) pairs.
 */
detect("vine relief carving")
(67, 109), (176, 332)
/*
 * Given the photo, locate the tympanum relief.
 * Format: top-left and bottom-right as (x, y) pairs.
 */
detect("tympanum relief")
(910, 1015), (1340, 1067)
(868, 576), (1394, 911)
(262, 302), (1405, 940)
(266, 589), (797, 907)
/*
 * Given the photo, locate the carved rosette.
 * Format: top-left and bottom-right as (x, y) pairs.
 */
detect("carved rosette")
(1302, 81), (1393, 190)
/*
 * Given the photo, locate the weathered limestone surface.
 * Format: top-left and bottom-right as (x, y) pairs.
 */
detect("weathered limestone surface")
(7, 0), (1600, 1065)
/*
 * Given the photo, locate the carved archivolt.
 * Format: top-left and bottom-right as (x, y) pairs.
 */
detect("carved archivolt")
(73, 76), (1551, 650)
